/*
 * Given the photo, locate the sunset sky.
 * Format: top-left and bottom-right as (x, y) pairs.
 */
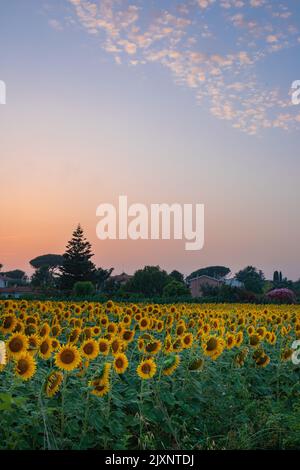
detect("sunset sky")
(1, 0), (300, 279)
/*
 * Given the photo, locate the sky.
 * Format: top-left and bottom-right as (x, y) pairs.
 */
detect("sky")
(0, 0), (300, 280)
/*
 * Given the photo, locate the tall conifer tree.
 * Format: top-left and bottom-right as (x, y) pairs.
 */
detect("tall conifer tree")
(60, 225), (96, 290)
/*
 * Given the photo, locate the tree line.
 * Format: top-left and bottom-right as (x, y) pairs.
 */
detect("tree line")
(1, 224), (300, 302)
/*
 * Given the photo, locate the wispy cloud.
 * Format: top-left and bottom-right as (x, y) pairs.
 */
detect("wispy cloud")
(61, 0), (300, 135)
(48, 18), (64, 31)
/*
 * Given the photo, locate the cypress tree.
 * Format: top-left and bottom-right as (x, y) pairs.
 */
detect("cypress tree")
(60, 224), (96, 290)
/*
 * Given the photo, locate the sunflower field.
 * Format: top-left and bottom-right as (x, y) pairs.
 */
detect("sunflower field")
(1, 299), (300, 450)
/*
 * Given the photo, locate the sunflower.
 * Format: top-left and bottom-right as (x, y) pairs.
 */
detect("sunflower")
(28, 334), (41, 355)
(111, 338), (123, 355)
(249, 333), (260, 347)
(90, 378), (110, 397)
(51, 324), (62, 337)
(106, 300), (114, 310)
(51, 338), (61, 351)
(7, 333), (29, 359)
(256, 326), (267, 339)
(92, 325), (101, 336)
(24, 324), (37, 336)
(122, 329), (134, 343)
(202, 335), (225, 360)
(182, 333), (193, 349)
(137, 358), (157, 380)
(144, 340), (162, 355)
(1, 314), (17, 335)
(254, 352), (270, 368)
(107, 322), (117, 335)
(39, 337), (53, 360)
(14, 352), (36, 381)
(81, 339), (99, 360)
(55, 344), (81, 371)
(281, 347), (293, 362)
(139, 317), (150, 331)
(69, 327), (81, 343)
(164, 335), (173, 353)
(235, 331), (243, 347)
(172, 337), (183, 352)
(12, 321), (24, 334)
(176, 324), (186, 336)
(113, 353), (129, 374)
(98, 338), (110, 356)
(162, 355), (180, 376)
(45, 371), (64, 397)
(188, 357), (204, 371)
(39, 323), (51, 338)
(226, 333), (236, 350)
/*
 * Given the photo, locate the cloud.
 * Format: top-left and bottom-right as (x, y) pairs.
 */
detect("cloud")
(48, 19), (63, 31)
(64, 0), (300, 135)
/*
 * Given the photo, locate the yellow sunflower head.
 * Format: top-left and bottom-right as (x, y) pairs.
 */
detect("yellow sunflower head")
(137, 358), (157, 380)
(7, 333), (29, 359)
(113, 353), (129, 374)
(45, 371), (64, 397)
(14, 352), (36, 381)
(81, 339), (99, 360)
(55, 344), (81, 371)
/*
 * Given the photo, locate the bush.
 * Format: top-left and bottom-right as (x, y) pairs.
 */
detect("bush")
(163, 280), (190, 298)
(73, 281), (95, 297)
(266, 288), (296, 304)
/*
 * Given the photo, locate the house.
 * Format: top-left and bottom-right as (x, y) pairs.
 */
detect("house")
(110, 272), (132, 285)
(0, 275), (9, 288)
(224, 278), (244, 288)
(189, 275), (223, 298)
(188, 274), (244, 298)
(0, 286), (37, 299)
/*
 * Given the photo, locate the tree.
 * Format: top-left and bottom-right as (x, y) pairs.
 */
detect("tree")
(30, 254), (63, 274)
(3, 270), (28, 286)
(236, 266), (265, 294)
(73, 281), (95, 297)
(31, 265), (54, 288)
(124, 266), (170, 297)
(30, 254), (63, 289)
(94, 267), (114, 291)
(3, 269), (26, 281)
(266, 288), (296, 304)
(169, 270), (185, 284)
(163, 280), (190, 298)
(272, 270), (293, 289)
(186, 266), (230, 282)
(59, 225), (96, 291)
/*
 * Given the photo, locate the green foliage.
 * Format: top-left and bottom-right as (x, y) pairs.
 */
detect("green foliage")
(30, 254), (64, 270)
(186, 266), (230, 283)
(95, 267), (114, 291)
(1, 350), (300, 449)
(169, 270), (185, 283)
(236, 266), (265, 294)
(31, 265), (56, 288)
(124, 266), (170, 297)
(73, 281), (95, 297)
(163, 280), (190, 298)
